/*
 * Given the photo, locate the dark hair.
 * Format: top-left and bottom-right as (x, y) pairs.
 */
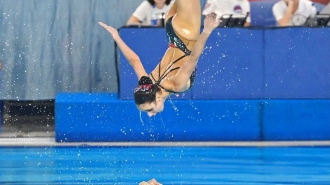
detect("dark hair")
(147, 0), (172, 6)
(134, 76), (161, 105)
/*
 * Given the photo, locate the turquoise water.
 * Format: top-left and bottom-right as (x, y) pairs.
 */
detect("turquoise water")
(0, 146), (329, 184)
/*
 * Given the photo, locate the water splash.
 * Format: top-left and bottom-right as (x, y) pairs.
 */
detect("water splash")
(189, 99), (200, 116)
(139, 111), (144, 125)
(168, 96), (178, 112)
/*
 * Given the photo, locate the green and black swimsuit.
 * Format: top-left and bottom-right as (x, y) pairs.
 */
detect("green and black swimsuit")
(151, 16), (197, 94)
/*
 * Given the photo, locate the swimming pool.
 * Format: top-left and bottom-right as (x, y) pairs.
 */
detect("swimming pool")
(0, 139), (329, 185)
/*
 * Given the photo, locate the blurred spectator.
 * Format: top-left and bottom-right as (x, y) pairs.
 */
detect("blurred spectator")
(126, 0), (172, 27)
(272, 0), (317, 26)
(202, 0), (251, 27)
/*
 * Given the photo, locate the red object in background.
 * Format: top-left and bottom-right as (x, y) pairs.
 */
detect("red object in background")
(249, 0), (330, 5)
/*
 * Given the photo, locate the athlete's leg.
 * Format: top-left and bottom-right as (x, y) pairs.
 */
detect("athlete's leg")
(172, 0), (201, 40)
(165, 0), (177, 22)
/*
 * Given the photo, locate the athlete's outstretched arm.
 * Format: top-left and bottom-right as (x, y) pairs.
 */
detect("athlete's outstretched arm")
(98, 22), (148, 79)
(172, 14), (220, 91)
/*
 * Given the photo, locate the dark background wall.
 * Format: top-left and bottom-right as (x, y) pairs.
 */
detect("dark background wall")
(0, 0), (147, 100)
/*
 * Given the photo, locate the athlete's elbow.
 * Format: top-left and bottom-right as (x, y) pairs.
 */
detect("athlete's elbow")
(129, 57), (141, 65)
(188, 54), (199, 63)
(173, 84), (185, 93)
(173, 76), (191, 92)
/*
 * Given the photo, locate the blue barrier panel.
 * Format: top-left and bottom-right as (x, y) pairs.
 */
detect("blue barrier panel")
(262, 100), (330, 141)
(192, 28), (264, 99)
(264, 27), (330, 99)
(55, 93), (261, 142)
(118, 27), (192, 100)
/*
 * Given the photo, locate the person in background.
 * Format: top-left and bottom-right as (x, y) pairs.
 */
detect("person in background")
(202, 0), (251, 27)
(126, 0), (172, 27)
(272, 0), (317, 26)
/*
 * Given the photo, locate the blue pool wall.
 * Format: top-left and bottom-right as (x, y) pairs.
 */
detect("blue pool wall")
(55, 27), (330, 142)
(55, 93), (330, 142)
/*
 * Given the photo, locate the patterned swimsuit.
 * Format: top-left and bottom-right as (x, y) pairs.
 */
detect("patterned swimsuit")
(150, 16), (197, 93)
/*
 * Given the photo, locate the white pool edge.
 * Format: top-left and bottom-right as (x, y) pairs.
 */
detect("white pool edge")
(1, 137), (330, 147)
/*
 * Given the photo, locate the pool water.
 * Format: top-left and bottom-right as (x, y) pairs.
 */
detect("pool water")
(0, 146), (329, 184)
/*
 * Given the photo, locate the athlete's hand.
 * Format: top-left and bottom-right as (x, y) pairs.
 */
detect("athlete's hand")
(139, 178), (162, 185)
(98, 22), (119, 40)
(203, 13), (221, 34)
(282, 0), (294, 6)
